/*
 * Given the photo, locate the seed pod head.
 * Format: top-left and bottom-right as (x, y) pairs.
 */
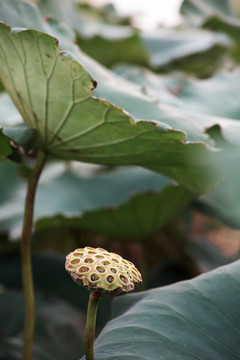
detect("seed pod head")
(65, 246), (142, 296)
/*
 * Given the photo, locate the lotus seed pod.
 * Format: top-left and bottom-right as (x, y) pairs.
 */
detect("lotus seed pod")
(65, 246), (142, 296)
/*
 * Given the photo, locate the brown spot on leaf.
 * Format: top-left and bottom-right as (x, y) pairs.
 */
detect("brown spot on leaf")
(91, 80), (97, 91)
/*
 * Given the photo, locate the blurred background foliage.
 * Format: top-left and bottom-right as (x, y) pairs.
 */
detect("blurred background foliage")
(0, 0), (240, 359)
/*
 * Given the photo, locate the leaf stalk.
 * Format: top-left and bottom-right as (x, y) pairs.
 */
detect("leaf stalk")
(21, 149), (47, 360)
(85, 291), (101, 360)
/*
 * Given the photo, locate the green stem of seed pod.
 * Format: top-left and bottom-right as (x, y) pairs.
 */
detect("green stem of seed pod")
(21, 149), (47, 360)
(85, 291), (101, 360)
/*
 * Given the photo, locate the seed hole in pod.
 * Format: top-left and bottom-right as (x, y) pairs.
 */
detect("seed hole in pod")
(127, 272), (132, 278)
(86, 247), (95, 250)
(95, 255), (104, 259)
(120, 275), (128, 284)
(110, 268), (117, 274)
(88, 251), (96, 255)
(97, 248), (105, 252)
(124, 265), (129, 269)
(122, 260), (128, 264)
(102, 261), (110, 266)
(107, 275), (114, 283)
(91, 274), (99, 281)
(79, 266), (89, 273)
(117, 266), (123, 271)
(103, 253), (110, 256)
(112, 258), (119, 263)
(96, 266), (105, 273)
(71, 259), (80, 264)
(73, 252), (83, 257)
(84, 258), (94, 264)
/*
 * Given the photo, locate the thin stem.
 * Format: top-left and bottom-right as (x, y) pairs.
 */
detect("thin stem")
(85, 292), (101, 360)
(21, 149), (47, 360)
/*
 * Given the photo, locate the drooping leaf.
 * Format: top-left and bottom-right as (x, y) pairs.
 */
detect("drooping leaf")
(0, 161), (179, 239)
(88, 260), (240, 360)
(37, 186), (193, 241)
(0, 23), (221, 193)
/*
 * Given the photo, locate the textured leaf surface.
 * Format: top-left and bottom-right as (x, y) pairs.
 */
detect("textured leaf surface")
(0, 23), (220, 193)
(88, 260), (240, 360)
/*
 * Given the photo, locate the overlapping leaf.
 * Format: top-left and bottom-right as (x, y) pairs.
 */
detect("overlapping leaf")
(89, 260), (240, 360)
(114, 64), (240, 227)
(37, 0), (230, 73)
(0, 22), (221, 193)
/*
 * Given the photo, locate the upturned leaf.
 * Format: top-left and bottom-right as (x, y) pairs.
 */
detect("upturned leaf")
(0, 23), (220, 193)
(90, 260), (240, 360)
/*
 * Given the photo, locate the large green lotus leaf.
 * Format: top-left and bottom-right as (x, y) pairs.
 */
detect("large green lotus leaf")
(87, 260), (240, 360)
(36, 186), (193, 241)
(0, 291), (85, 360)
(0, 0), (231, 143)
(0, 23), (221, 193)
(0, 161), (177, 239)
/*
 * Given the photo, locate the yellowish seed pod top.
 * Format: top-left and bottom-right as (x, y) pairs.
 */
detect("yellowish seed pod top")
(65, 246), (142, 295)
